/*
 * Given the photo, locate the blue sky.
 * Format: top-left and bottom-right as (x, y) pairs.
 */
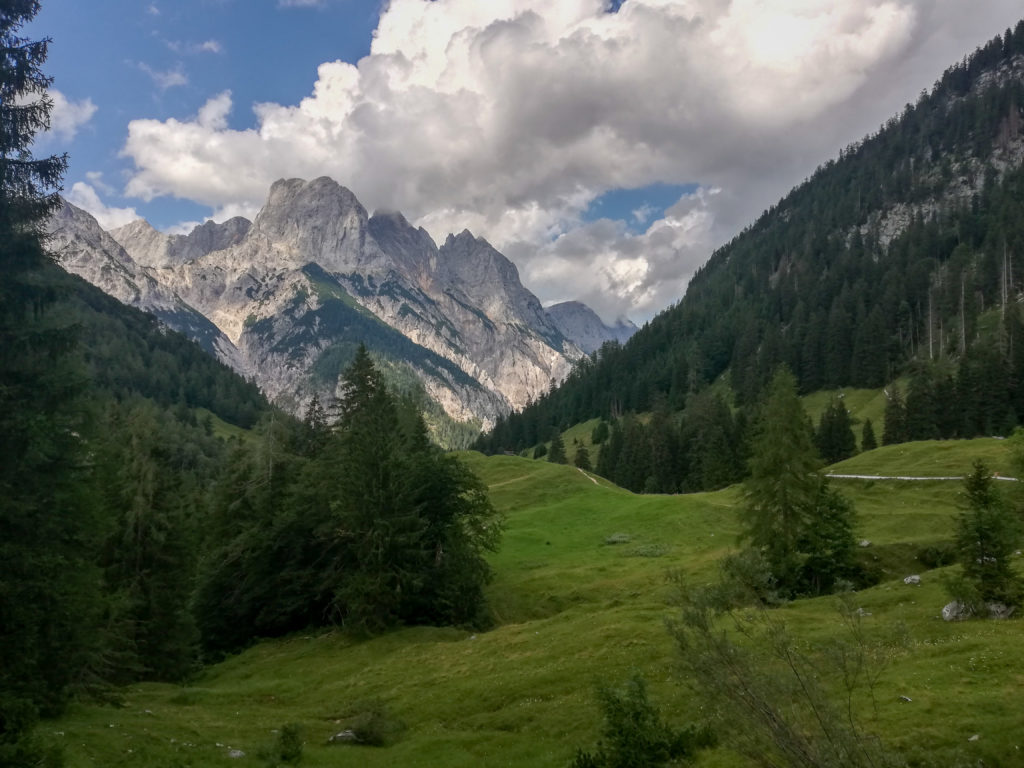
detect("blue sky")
(30, 0), (382, 228)
(25, 1), (1024, 321)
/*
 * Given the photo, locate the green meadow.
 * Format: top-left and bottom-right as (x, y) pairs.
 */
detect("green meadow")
(51, 441), (1023, 767)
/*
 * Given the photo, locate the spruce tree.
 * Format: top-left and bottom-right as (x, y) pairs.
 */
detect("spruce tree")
(741, 369), (857, 595)
(861, 418), (878, 452)
(574, 441), (593, 472)
(1, 3), (100, 758)
(547, 428), (567, 464)
(815, 397), (857, 465)
(950, 461), (1023, 610)
(882, 385), (909, 445)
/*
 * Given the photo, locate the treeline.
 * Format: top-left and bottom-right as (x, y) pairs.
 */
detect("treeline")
(478, 20), (1024, 457)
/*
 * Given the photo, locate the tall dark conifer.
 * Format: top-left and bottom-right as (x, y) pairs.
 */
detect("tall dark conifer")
(0, 2), (98, 759)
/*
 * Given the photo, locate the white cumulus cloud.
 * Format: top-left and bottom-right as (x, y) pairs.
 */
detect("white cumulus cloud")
(47, 89), (97, 140)
(119, 0), (1024, 321)
(67, 183), (141, 230)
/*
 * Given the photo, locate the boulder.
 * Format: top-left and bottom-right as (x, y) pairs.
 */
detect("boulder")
(986, 602), (1015, 619)
(942, 600), (972, 621)
(903, 574), (921, 585)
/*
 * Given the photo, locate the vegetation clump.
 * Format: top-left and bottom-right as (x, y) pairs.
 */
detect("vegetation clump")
(570, 674), (714, 768)
(739, 369), (859, 597)
(945, 460), (1023, 614)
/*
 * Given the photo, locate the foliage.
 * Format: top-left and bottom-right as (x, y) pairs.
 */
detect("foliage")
(334, 701), (407, 747)
(670, 593), (906, 768)
(0, 4), (97, 760)
(548, 428), (567, 464)
(816, 397), (857, 465)
(947, 460), (1023, 610)
(570, 674), (714, 768)
(860, 418), (878, 452)
(194, 345), (502, 652)
(573, 441), (593, 471)
(741, 369), (858, 596)
(259, 722), (304, 766)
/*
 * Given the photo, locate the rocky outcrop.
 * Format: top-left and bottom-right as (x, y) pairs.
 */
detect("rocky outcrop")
(546, 300), (638, 354)
(48, 200), (249, 373)
(110, 216), (250, 268)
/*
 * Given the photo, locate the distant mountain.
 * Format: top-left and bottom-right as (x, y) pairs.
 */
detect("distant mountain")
(51, 177), (617, 436)
(546, 301), (637, 354)
(480, 19), (1024, 453)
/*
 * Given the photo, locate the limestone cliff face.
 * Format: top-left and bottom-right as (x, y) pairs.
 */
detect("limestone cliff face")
(48, 200), (249, 373)
(55, 177), (597, 432)
(110, 216), (250, 268)
(546, 300), (638, 354)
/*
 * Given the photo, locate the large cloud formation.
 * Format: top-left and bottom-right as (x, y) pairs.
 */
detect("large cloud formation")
(120, 0), (1022, 321)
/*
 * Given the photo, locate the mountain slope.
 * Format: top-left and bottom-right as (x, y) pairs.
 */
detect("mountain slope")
(481, 20), (1024, 452)
(54, 177), (602, 433)
(546, 300), (638, 354)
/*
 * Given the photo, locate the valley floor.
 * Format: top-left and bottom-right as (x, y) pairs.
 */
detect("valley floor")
(53, 440), (1023, 767)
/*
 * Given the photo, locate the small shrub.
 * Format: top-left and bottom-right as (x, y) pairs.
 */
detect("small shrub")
(258, 722), (304, 766)
(570, 674), (715, 768)
(916, 541), (957, 569)
(331, 700), (406, 747)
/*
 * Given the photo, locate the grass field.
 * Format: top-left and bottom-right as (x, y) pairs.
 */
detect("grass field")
(49, 440), (1023, 768)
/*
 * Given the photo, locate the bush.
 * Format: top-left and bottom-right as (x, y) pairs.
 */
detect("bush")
(570, 674), (714, 768)
(258, 722), (303, 766)
(332, 701), (406, 747)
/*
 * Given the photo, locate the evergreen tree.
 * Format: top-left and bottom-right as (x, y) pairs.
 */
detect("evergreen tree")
(741, 369), (857, 595)
(861, 418), (878, 452)
(573, 441), (593, 472)
(882, 385), (909, 445)
(547, 428), (567, 464)
(0, 4), (100, 760)
(815, 397), (857, 465)
(950, 460), (1023, 610)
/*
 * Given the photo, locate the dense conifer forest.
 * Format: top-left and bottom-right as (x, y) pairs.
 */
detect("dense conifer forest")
(476, 20), (1024, 494)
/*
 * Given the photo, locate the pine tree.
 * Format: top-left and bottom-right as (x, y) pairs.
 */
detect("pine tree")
(950, 460), (1023, 610)
(741, 369), (857, 595)
(547, 428), (567, 464)
(882, 385), (909, 445)
(861, 418), (878, 451)
(815, 397), (857, 465)
(0, 3), (100, 758)
(573, 441), (593, 472)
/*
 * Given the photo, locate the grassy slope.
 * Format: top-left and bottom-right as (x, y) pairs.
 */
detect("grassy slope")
(51, 441), (1022, 768)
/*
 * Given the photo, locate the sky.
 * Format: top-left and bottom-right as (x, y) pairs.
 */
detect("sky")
(27, 0), (1024, 324)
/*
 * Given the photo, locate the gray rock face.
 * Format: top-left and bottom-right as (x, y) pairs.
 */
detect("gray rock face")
(942, 600), (972, 621)
(48, 200), (249, 374)
(110, 216), (250, 268)
(545, 300), (638, 354)
(58, 177), (599, 432)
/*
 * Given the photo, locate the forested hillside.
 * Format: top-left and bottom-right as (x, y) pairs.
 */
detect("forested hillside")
(479, 21), (1024, 476)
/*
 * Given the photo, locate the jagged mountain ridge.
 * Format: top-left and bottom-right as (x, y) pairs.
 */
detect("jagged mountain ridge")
(52, 177), (635, 432)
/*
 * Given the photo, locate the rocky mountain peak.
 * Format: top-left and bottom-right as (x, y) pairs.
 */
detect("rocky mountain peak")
(368, 210), (439, 288)
(110, 215), (252, 268)
(251, 176), (385, 273)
